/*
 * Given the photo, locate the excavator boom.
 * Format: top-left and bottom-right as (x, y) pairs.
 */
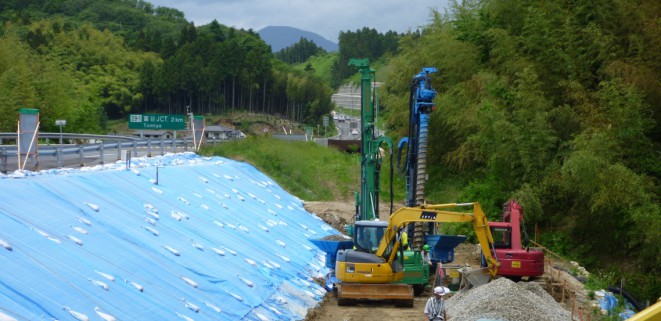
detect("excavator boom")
(377, 203), (500, 276)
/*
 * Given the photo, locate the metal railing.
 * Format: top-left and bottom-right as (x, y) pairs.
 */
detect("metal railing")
(0, 133), (237, 173)
(0, 132), (142, 143)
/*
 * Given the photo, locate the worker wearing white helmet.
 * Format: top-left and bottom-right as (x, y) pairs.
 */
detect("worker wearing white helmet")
(424, 286), (449, 321)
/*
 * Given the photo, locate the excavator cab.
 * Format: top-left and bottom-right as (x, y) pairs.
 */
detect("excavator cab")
(353, 220), (387, 253)
(490, 225), (512, 249)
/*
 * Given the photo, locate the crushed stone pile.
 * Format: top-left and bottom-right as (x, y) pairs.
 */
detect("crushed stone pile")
(447, 277), (572, 321)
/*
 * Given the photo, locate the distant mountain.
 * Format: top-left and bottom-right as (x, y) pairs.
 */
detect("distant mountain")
(258, 26), (338, 52)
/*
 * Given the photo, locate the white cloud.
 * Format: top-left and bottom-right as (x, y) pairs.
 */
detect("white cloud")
(147, 0), (448, 42)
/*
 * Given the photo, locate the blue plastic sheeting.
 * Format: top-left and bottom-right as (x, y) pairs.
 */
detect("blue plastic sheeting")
(0, 153), (340, 321)
(597, 290), (637, 320)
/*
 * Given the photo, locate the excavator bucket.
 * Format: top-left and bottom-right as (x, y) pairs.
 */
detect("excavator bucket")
(337, 283), (414, 307)
(460, 267), (491, 288)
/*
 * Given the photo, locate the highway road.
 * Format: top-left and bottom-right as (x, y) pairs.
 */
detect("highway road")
(334, 113), (360, 140)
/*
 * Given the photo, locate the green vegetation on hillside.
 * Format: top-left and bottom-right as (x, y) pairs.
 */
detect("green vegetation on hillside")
(293, 53), (337, 85)
(201, 137), (361, 201)
(379, 0), (660, 302)
(0, 0), (334, 133)
(201, 135), (408, 207)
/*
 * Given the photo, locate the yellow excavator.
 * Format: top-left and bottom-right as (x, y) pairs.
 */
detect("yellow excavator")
(626, 298), (661, 321)
(334, 202), (501, 306)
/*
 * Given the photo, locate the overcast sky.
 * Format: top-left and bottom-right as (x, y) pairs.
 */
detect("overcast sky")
(146, 0), (450, 42)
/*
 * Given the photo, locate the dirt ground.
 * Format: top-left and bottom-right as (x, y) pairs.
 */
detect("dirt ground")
(303, 201), (357, 233)
(304, 294), (430, 321)
(302, 201), (589, 321)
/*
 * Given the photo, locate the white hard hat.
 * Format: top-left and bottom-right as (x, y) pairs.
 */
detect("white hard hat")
(434, 286), (450, 295)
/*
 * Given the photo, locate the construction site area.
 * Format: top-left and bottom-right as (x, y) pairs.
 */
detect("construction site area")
(304, 202), (598, 321)
(1, 62), (658, 321)
(0, 153), (646, 321)
(297, 62), (655, 321)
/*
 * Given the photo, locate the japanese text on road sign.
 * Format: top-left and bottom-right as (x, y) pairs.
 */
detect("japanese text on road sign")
(129, 114), (186, 130)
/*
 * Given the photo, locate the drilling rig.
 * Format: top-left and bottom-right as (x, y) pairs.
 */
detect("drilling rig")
(350, 58), (393, 224)
(396, 68), (467, 264)
(310, 58), (395, 291)
(312, 61), (467, 296)
(397, 67), (438, 250)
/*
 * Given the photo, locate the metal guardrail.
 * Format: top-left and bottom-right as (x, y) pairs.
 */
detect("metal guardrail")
(0, 133), (235, 173)
(0, 132), (142, 143)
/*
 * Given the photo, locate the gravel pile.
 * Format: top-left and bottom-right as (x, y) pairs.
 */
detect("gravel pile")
(446, 277), (572, 321)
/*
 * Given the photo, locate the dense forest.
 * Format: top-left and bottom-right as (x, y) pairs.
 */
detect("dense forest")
(330, 27), (401, 87)
(275, 37), (326, 64)
(0, 0), (333, 133)
(380, 0), (660, 302)
(276, 28), (403, 86)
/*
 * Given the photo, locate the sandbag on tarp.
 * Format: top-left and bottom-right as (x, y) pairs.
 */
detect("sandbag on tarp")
(0, 153), (340, 321)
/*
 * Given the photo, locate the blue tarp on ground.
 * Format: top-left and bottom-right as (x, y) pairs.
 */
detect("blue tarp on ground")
(596, 290), (637, 320)
(0, 153), (338, 321)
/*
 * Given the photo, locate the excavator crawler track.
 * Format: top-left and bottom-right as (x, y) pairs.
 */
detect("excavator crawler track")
(336, 283), (414, 307)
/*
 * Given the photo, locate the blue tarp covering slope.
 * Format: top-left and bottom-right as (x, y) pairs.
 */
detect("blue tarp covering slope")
(0, 153), (338, 321)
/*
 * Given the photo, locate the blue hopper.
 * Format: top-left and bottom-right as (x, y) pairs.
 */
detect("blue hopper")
(424, 234), (467, 263)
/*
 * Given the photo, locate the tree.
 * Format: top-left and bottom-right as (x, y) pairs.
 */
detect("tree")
(331, 27), (401, 87)
(275, 37), (326, 64)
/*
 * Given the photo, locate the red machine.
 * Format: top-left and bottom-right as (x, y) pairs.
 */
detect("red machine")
(488, 200), (544, 278)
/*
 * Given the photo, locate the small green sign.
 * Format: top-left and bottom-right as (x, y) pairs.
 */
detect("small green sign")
(19, 108), (39, 114)
(129, 114), (186, 130)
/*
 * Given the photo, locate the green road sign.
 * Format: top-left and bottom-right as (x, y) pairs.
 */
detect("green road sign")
(129, 114), (186, 130)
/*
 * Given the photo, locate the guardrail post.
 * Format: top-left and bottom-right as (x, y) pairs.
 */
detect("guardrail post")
(99, 144), (105, 165)
(79, 145), (84, 167)
(117, 142), (122, 160)
(126, 150), (131, 169)
(132, 141), (138, 157)
(1, 148), (6, 173)
(57, 147), (63, 168)
(172, 138), (177, 153)
(160, 138), (165, 155)
(147, 139), (152, 157)
(184, 138), (188, 151)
